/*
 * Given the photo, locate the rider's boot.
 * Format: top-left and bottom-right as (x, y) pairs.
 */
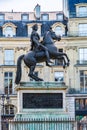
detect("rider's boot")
(47, 59), (53, 63)
(46, 61), (52, 67)
(45, 51), (53, 64)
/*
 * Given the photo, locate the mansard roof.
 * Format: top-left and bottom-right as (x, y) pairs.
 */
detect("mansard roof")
(0, 20), (68, 37)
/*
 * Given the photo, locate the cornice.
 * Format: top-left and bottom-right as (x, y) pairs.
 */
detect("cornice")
(0, 37), (29, 41)
(69, 17), (87, 21)
(15, 47), (28, 51)
(61, 36), (87, 41)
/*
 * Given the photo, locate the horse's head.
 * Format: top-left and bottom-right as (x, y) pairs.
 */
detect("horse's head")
(43, 29), (61, 45)
(49, 29), (61, 41)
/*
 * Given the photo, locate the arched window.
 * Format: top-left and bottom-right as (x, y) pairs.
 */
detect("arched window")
(4, 26), (13, 37)
(2, 23), (17, 37)
(55, 26), (63, 36)
(76, 3), (87, 17)
(27, 23), (41, 37)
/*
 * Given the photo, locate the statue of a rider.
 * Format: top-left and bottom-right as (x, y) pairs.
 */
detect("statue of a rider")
(30, 24), (53, 66)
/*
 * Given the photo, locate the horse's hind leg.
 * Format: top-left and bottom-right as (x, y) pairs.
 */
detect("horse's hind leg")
(29, 65), (43, 81)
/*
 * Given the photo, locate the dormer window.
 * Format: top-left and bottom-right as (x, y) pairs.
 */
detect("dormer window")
(52, 22), (66, 36)
(78, 6), (87, 17)
(76, 3), (87, 17)
(27, 23), (42, 37)
(55, 26), (62, 36)
(0, 14), (4, 21)
(41, 14), (49, 21)
(2, 22), (17, 37)
(5, 26), (13, 37)
(56, 14), (63, 21)
(21, 14), (29, 21)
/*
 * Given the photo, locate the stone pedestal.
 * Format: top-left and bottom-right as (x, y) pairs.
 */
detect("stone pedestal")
(9, 82), (76, 130)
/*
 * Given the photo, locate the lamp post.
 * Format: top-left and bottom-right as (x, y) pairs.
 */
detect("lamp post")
(1, 94), (10, 130)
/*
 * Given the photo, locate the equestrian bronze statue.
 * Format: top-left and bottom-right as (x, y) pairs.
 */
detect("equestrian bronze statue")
(15, 24), (70, 84)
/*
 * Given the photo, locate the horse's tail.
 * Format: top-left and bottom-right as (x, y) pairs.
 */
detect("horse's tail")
(15, 54), (25, 84)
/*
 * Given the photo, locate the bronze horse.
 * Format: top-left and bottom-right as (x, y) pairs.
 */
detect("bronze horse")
(15, 30), (70, 84)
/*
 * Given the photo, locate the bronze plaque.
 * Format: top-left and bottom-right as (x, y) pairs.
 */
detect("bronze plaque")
(23, 93), (63, 109)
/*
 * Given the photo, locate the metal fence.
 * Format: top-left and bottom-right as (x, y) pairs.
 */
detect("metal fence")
(2, 117), (87, 130)
(8, 118), (76, 130)
(2, 120), (9, 130)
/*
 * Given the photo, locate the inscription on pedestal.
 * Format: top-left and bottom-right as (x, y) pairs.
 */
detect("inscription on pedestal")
(23, 93), (63, 109)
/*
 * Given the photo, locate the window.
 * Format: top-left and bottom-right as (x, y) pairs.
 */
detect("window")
(75, 99), (80, 110)
(78, 6), (87, 17)
(79, 48), (87, 63)
(78, 24), (87, 36)
(75, 99), (87, 111)
(21, 14), (29, 21)
(80, 70), (87, 92)
(36, 63), (43, 66)
(2, 23), (17, 37)
(4, 72), (14, 94)
(4, 26), (13, 37)
(2, 105), (17, 115)
(0, 14), (4, 21)
(56, 14), (63, 21)
(4, 49), (14, 65)
(54, 26), (63, 36)
(55, 49), (63, 65)
(41, 14), (49, 21)
(54, 71), (64, 82)
(27, 24), (41, 37)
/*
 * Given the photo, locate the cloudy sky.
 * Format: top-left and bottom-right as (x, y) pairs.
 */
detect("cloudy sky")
(0, 0), (63, 12)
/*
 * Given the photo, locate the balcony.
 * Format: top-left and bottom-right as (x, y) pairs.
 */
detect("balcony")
(67, 88), (87, 94)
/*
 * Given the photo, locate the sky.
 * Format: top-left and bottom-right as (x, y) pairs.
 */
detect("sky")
(0, 0), (63, 12)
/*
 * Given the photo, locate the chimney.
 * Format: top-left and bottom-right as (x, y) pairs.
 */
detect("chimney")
(34, 4), (41, 20)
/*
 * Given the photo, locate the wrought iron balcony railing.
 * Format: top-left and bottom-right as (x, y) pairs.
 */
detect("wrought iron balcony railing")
(69, 11), (87, 18)
(67, 88), (87, 94)
(68, 31), (87, 37)
(76, 60), (87, 65)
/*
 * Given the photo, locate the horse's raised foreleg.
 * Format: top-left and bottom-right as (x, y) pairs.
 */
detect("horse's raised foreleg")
(57, 56), (67, 68)
(63, 53), (70, 66)
(29, 66), (43, 81)
(56, 52), (70, 66)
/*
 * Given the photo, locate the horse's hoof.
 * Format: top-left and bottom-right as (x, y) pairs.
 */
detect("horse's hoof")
(67, 63), (69, 66)
(39, 79), (43, 81)
(46, 62), (52, 67)
(63, 66), (66, 69)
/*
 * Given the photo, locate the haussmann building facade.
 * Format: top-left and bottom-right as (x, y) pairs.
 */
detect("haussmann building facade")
(0, 0), (87, 129)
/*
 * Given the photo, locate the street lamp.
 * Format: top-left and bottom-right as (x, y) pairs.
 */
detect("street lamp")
(1, 94), (10, 130)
